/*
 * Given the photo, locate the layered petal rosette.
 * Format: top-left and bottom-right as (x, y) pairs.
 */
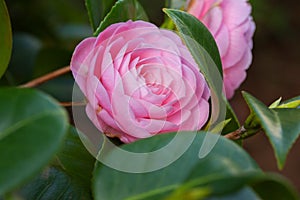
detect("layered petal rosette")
(187, 0), (255, 98)
(71, 20), (210, 143)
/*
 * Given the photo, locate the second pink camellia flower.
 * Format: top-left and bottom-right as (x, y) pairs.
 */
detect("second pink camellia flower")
(187, 0), (255, 98)
(71, 20), (210, 143)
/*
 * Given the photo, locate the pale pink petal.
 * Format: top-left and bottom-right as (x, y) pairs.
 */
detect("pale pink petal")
(222, 0), (251, 29)
(215, 24), (230, 57)
(222, 28), (248, 68)
(223, 48), (252, 98)
(71, 37), (96, 74)
(85, 103), (107, 133)
(95, 81), (111, 114)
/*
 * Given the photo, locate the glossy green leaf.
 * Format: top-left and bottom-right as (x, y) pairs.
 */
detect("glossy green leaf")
(0, 88), (68, 195)
(93, 132), (261, 199)
(222, 102), (240, 135)
(278, 96), (300, 109)
(94, 0), (149, 36)
(269, 97), (282, 108)
(251, 173), (299, 200)
(242, 92), (300, 169)
(93, 132), (297, 199)
(85, 0), (116, 31)
(163, 9), (226, 138)
(18, 126), (95, 199)
(0, 0), (12, 79)
(18, 167), (87, 200)
(282, 96), (300, 104)
(163, 9), (222, 77)
(164, 173), (261, 200)
(165, 173), (298, 200)
(204, 187), (261, 200)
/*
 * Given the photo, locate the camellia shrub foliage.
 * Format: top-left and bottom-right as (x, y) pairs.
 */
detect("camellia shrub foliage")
(0, 0), (300, 199)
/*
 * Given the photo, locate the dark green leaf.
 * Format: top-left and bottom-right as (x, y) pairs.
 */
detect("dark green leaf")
(166, 172), (298, 200)
(0, 88), (68, 195)
(85, 0), (116, 31)
(54, 126), (95, 192)
(0, 0), (12, 79)
(251, 173), (299, 200)
(18, 126), (95, 199)
(163, 9), (226, 142)
(163, 9), (222, 77)
(222, 102), (240, 135)
(92, 132), (261, 200)
(242, 92), (300, 169)
(94, 0), (149, 36)
(205, 187), (261, 200)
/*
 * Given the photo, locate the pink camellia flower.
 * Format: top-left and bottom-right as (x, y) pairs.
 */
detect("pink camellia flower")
(71, 20), (210, 143)
(187, 0), (255, 98)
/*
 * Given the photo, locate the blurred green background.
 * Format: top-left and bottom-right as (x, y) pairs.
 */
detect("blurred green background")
(1, 0), (300, 191)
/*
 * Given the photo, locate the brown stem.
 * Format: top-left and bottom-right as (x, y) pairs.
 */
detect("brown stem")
(19, 66), (71, 88)
(60, 101), (87, 107)
(224, 126), (246, 140)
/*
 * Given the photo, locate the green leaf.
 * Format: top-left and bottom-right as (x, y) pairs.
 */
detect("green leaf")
(251, 173), (299, 200)
(222, 102), (240, 135)
(94, 0), (149, 36)
(277, 96), (300, 109)
(282, 96), (300, 104)
(0, 88), (68, 195)
(242, 92), (300, 169)
(165, 172), (298, 200)
(93, 132), (261, 199)
(18, 126), (95, 199)
(204, 187), (261, 200)
(269, 97), (282, 108)
(85, 0), (116, 31)
(93, 132), (298, 199)
(18, 167), (87, 200)
(163, 9), (226, 139)
(163, 9), (222, 77)
(0, 0), (12, 79)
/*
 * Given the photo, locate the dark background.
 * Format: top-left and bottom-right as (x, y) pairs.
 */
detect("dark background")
(232, 0), (300, 191)
(2, 0), (300, 192)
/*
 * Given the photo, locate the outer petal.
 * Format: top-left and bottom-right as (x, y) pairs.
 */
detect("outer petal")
(70, 37), (96, 93)
(71, 37), (96, 74)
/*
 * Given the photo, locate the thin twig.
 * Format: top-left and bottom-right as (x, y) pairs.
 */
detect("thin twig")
(60, 101), (87, 107)
(224, 126), (246, 140)
(19, 66), (71, 88)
